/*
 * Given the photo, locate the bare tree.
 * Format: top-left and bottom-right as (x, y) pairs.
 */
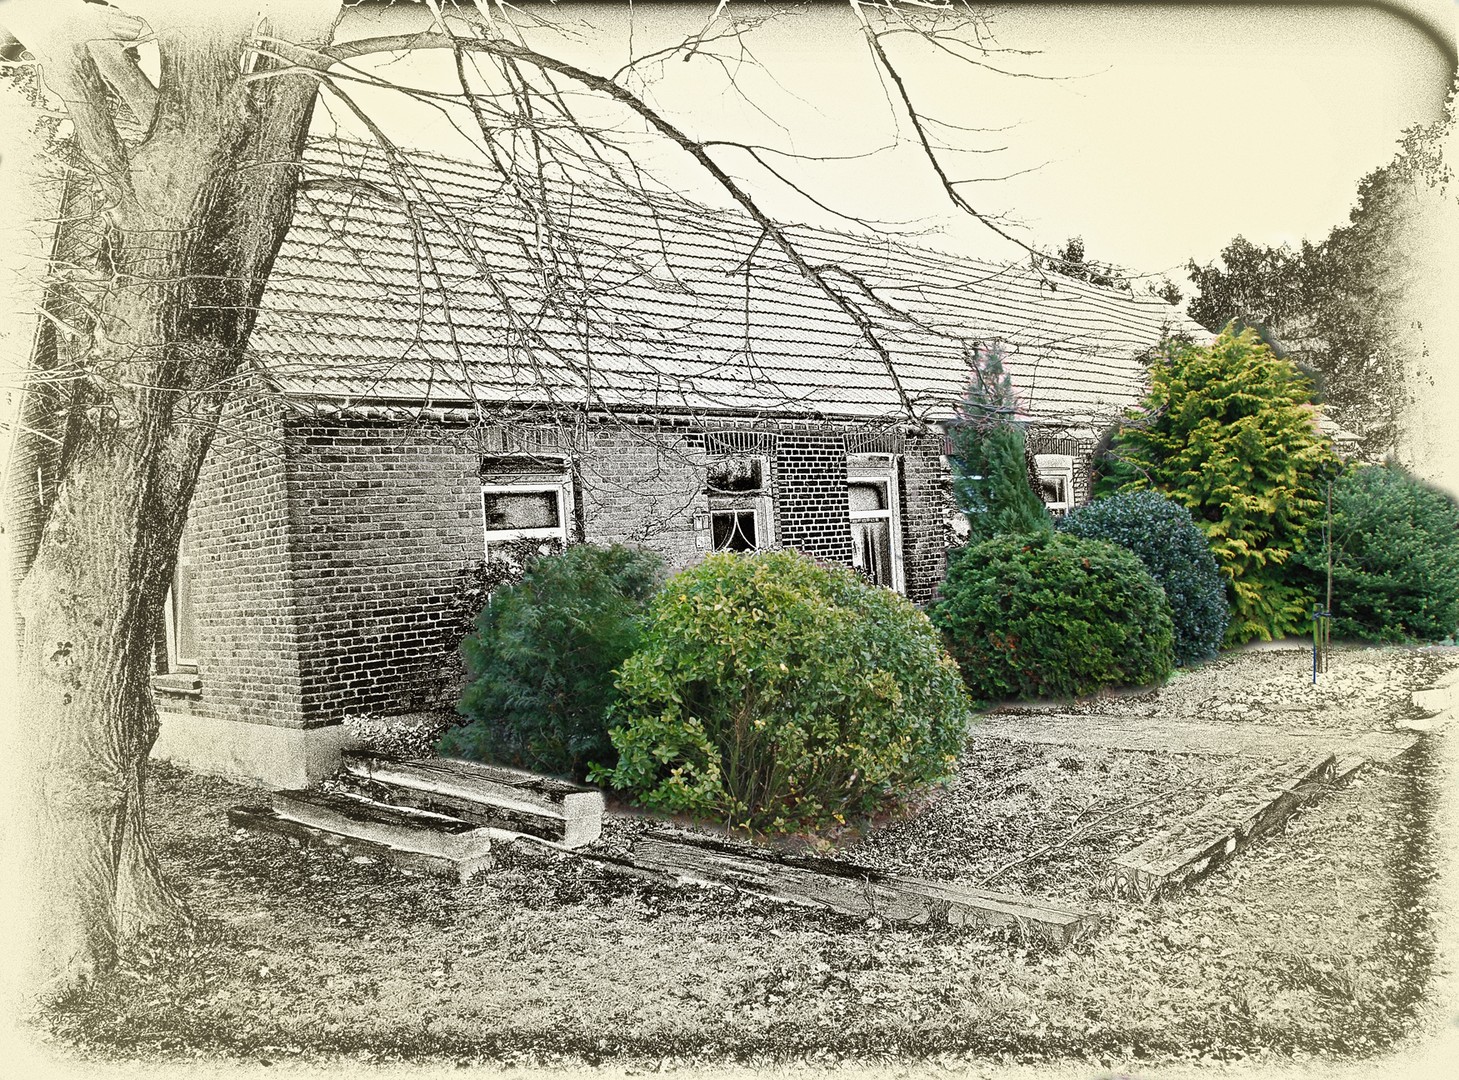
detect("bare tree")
(0, 0), (1053, 1002)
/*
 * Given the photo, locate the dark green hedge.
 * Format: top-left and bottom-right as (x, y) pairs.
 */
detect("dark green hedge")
(1058, 490), (1230, 665)
(931, 531), (1175, 703)
(1296, 463), (1459, 643)
(438, 543), (665, 779)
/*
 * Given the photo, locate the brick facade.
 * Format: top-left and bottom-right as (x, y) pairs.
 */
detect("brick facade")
(169, 407), (1093, 731)
(170, 392), (307, 728)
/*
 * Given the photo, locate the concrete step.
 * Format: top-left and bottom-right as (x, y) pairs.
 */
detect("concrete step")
(1108, 753), (1337, 901)
(228, 788), (494, 884)
(339, 750), (604, 848)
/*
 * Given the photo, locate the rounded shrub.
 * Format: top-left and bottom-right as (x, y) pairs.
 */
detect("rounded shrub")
(1296, 463), (1459, 643)
(438, 543), (665, 779)
(930, 531), (1176, 704)
(594, 550), (970, 833)
(1057, 490), (1230, 665)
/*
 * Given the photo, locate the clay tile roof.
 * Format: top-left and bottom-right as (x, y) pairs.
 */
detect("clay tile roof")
(250, 138), (1210, 425)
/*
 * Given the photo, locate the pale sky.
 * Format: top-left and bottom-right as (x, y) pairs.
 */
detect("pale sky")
(325, 1), (1456, 288)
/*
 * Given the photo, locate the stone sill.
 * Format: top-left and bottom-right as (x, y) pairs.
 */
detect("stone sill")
(151, 672), (203, 698)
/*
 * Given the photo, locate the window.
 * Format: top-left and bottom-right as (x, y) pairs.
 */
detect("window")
(706, 454), (772, 552)
(164, 527), (198, 672)
(847, 454), (904, 592)
(1034, 454), (1075, 513)
(481, 455), (572, 560)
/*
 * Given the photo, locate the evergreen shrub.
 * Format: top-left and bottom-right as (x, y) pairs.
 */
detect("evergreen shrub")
(1098, 326), (1340, 644)
(931, 532), (1175, 703)
(439, 543), (665, 779)
(1296, 463), (1459, 642)
(595, 551), (970, 833)
(1058, 490), (1229, 665)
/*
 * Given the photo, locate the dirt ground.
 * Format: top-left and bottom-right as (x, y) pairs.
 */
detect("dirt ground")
(22, 644), (1459, 1076)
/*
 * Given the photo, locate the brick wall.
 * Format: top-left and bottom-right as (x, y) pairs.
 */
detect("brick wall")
(181, 411), (974, 727)
(899, 432), (954, 605)
(578, 422), (706, 568)
(182, 391), (307, 727)
(773, 430), (853, 563)
(283, 418), (484, 724)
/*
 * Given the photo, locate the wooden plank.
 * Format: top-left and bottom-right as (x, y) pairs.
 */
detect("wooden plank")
(271, 788), (494, 863)
(1108, 753), (1336, 901)
(340, 750), (603, 848)
(227, 805), (493, 884)
(629, 829), (1098, 947)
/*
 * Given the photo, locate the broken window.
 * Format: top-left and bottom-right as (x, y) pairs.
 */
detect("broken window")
(706, 454), (772, 552)
(848, 454), (904, 592)
(481, 454), (572, 561)
(1033, 454), (1075, 513)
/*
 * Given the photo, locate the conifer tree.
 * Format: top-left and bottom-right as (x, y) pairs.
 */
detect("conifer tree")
(1099, 327), (1341, 644)
(945, 344), (1053, 542)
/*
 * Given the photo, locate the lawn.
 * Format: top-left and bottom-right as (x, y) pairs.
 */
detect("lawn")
(29, 646), (1456, 1073)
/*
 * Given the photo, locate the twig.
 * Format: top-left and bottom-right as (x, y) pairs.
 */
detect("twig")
(977, 790), (1172, 887)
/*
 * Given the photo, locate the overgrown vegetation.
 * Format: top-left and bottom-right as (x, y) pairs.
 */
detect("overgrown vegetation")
(944, 343), (1053, 544)
(931, 531), (1175, 704)
(1097, 326), (1340, 645)
(1184, 110), (1452, 454)
(595, 551), (969, 833)
(439, 543), (665, 779)
(1297, 463), (1459, 643)
(1058, 490), (1229, 666)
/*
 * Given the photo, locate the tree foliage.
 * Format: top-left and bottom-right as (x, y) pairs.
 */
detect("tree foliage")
(1184, 111), (1452, 454)
(1296, 464), (1459, 644)
(930, 531), (1175, 704)
(944, 343), (1053, 543)
(1057, 490), (1229, 666)
(1097, 327), (1341, 645)
(596, 551), (969, 834)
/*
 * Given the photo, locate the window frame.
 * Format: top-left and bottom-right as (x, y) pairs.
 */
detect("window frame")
(706, 453), (774, 553)
(163, 529), (199, 674)
(480, 480), (572, 557)
(846, 453), (905, 593)
(1033, 453), (1076, 513)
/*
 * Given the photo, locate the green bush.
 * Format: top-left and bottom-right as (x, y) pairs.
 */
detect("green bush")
(930, 532), (1176, 703)
(945, 343), (1054, 542)
(594, 551), (970, 833)
(1098, 326), (1341, 644)
(438, 543), (665, 779)
(1058, 490), (1230, 665)
(1296, 463), (1459, 642)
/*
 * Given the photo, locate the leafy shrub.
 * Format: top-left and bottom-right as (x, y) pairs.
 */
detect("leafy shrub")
(438, 543), (665, 779)
(1296, 463), (1459, 642)
(595, 551), (970, 833)
(1098, 326), (1340, 644)
(930, 532), (1175, 703)
(1058, 490), (1230, 665)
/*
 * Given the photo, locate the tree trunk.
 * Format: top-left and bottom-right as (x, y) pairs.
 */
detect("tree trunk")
(6, 2), (338, 1004)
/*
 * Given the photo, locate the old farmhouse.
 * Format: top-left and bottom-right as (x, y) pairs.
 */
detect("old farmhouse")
(145, 139), (1208, 785)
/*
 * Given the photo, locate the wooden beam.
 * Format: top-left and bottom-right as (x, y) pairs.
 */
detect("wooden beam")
(1108, 753), (1336, 901)
(628, 829), (1098, 947)
(228, 803), (493, 884)
(339, 751), (604, 847)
